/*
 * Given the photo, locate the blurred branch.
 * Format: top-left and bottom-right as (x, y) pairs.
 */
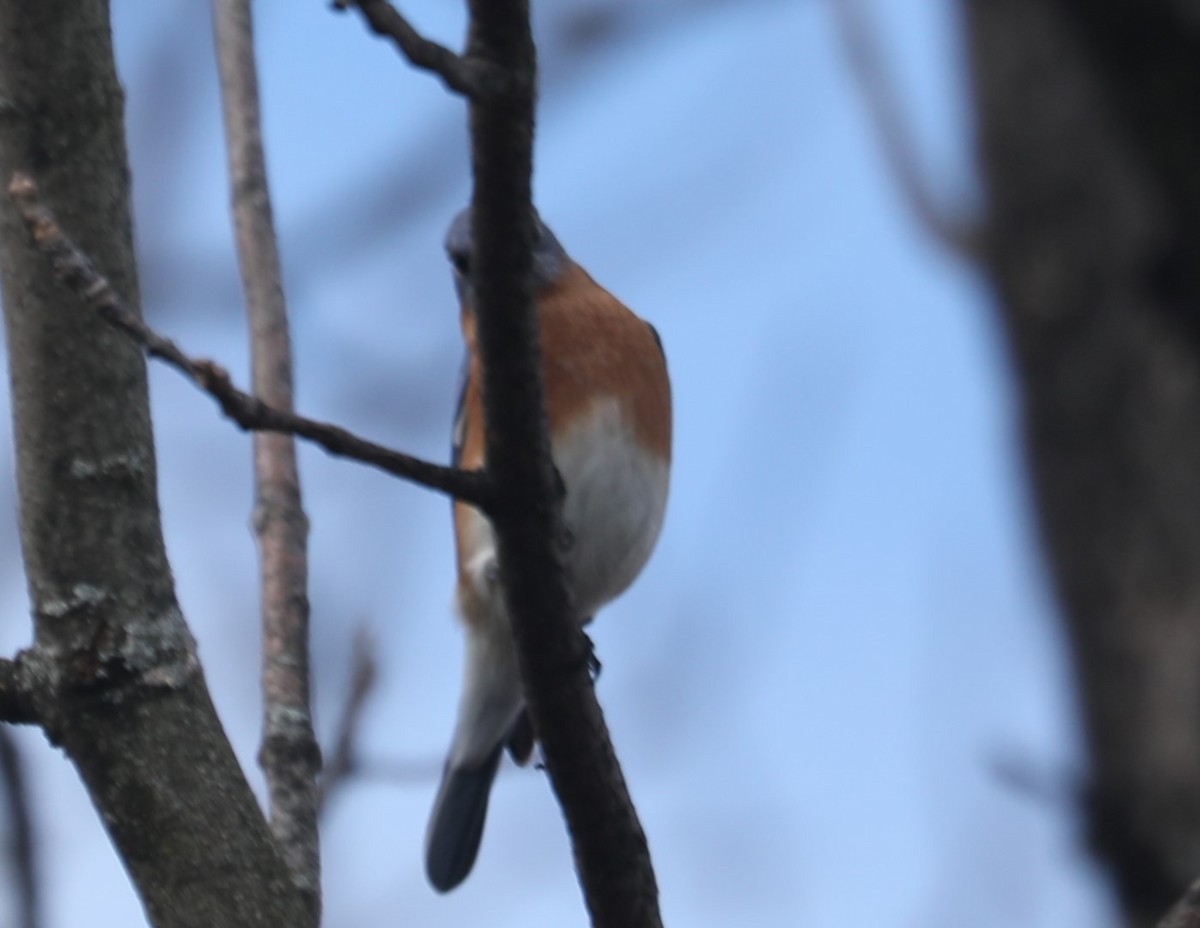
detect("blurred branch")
(832, 0), (980, 258)
(213, 0), (319, 916)
(989, 750), (1077, 809)
(5, 172), (492, 511)
(967, 1), (1200, 923)
(0, 729), (40, 928)
(332, 0), (498, 97)
(317, 628), (378, 815)
(1161, 879), (1200, 928)
(352, 756), (442, 783)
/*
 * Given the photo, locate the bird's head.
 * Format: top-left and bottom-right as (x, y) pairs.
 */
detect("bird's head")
(445, 207), (569, 305)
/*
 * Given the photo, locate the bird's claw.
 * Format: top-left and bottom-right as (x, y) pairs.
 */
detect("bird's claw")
(581, 629), (602, 681)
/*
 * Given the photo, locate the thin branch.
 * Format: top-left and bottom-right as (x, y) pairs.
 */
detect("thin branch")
(318, 630), (453, 810)
(332, 0), (496, 97)
(317, 628), (378, 815)
(350, 757), (442, 783)
(832, 0), (982, 259)
(0, 729), (41, 928)
(213, 0), (319, 915)
(5, 172), (492, 512)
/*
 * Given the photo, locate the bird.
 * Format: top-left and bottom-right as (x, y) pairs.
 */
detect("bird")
(425, 207), (672, 892)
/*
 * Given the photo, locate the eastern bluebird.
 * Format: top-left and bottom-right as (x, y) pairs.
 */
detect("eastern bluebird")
(425, 208), (672, 892)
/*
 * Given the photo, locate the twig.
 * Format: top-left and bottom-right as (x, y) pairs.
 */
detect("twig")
(332, 0), (497, 97)
(213, 0), (319, 914)
(351, 757), (442, 783)
(6, 172), (492, 511)
(832, 0), (981, 259)
(317, 628), (378, 814)
(0, 729), (41, 928)
(989, 751), (1077, 807)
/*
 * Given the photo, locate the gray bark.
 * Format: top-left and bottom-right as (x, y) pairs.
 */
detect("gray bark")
(966, 2), (1200, 925)
(0, 2), (307, 925)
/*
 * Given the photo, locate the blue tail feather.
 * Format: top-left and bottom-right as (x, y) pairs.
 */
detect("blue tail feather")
(425, 744), (504, 892)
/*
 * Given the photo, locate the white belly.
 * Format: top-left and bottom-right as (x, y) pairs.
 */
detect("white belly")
(448, 397), (668, 767)
(457, 396), (669, 625)
(553, 397), (669, 618)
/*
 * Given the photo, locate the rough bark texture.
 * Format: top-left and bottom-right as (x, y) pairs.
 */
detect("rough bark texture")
(966, 3), (1200, 925)
(464, 2), (663, 925)
(0, 2), (306, 926)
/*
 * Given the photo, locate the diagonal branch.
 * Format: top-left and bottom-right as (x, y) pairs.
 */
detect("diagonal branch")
(6, 172), (492, 512)
(832, 0), (981, 259)
(213, 0), (319, 917)
(0, 729), (41, 928)
(332, 0), (498, 97)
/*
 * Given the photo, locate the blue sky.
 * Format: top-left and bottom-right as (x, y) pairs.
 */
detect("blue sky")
(0, 1), (1118, 925)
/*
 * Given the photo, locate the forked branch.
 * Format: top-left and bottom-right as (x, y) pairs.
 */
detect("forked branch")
(333, 0), (499, 97)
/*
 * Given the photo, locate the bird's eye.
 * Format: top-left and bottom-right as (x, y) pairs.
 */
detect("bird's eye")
(451, 251), (471, 276)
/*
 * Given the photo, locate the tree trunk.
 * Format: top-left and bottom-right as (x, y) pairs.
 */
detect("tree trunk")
(0, 2), (305, 925)
(966, 3), (1200, 925)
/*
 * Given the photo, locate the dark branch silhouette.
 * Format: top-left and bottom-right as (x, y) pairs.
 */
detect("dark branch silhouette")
(5, 173), (491, 512)
(333, 0), (498, 97)
(453, 1), (664, 924)
(0, 729), (40, 928)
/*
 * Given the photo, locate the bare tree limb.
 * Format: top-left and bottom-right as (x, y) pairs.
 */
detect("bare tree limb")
(351, 756), (441, 783)
(317, 628), (378, 815)
(333, 0), (498, 97)
(462, 2), (664, 924)
(0, 2), (308, 922)
(213, 0), (319, 916)
(5, 172), (492, 512)
(0, 729), (40, 928)
(832, 0), (981, 258)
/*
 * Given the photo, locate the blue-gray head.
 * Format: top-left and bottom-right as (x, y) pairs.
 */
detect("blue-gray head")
(445, 207), (570, 305)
